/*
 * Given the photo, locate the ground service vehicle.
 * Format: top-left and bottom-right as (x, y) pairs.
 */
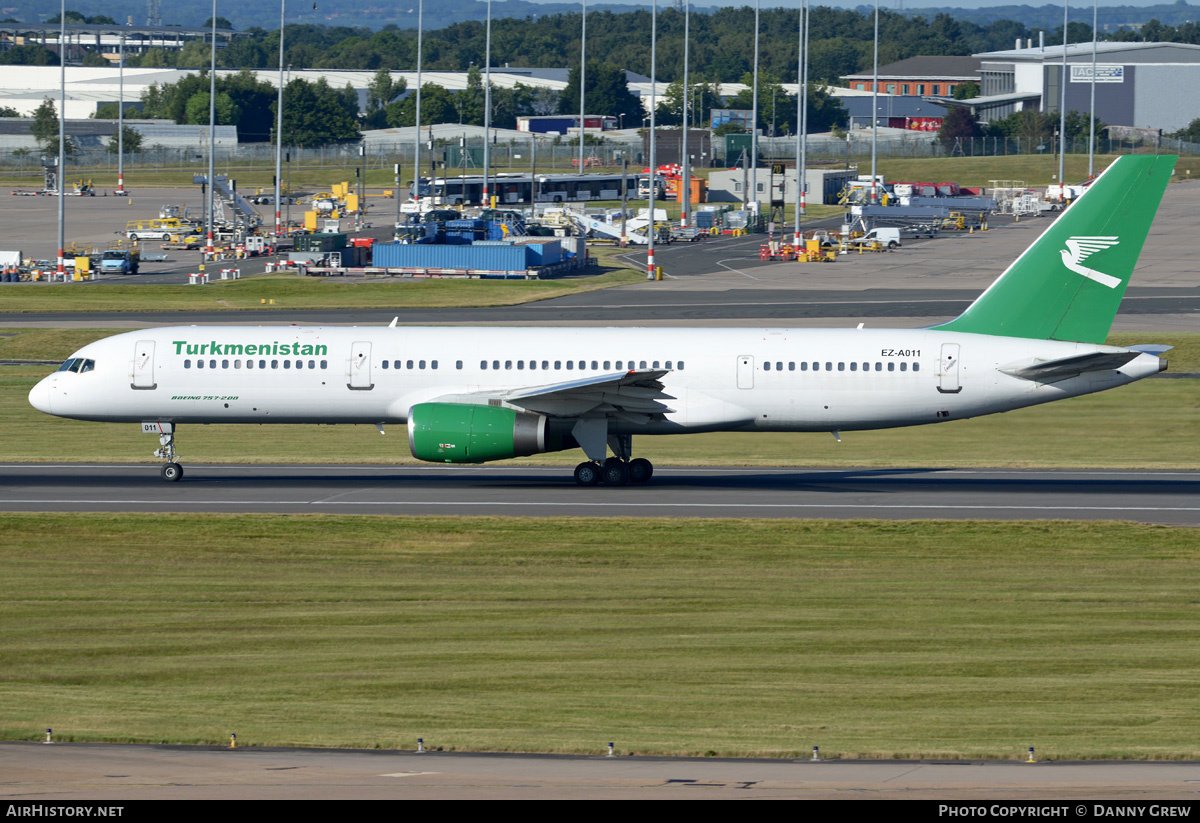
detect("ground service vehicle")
(29, 156), (1176, 486)
(99, 250), (140, 275)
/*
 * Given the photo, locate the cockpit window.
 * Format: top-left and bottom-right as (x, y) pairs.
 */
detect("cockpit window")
(56, 358), (94, 373)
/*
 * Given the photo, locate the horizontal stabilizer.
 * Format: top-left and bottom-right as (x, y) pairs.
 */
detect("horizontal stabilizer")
(999, 350), (1142, 382)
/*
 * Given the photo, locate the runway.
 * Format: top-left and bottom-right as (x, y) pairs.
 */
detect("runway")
(4, 464), (1199, 524)
(3, 742), (1200, 800)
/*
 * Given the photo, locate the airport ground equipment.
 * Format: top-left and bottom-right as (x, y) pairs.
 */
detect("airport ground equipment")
(846, 205), (950, 238)
(193, 174), (264, 230)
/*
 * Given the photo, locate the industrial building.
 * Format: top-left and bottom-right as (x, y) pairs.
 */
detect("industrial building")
(968, 41), (1200, 131)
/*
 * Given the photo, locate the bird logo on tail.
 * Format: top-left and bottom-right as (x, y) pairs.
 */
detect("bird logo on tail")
(1060, 236), (1122, 288)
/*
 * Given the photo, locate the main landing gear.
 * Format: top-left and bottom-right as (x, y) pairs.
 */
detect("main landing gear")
(573, 434), (653, 486)
(573, 458), (654, 486)
(154, 426), (184, 482)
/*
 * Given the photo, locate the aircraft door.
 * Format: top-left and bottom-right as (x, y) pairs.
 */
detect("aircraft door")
(737, 355), (755, 389)
(131, 340), (157, 390)
(938, 343), (962, 394)
(348, 341), (374, 390)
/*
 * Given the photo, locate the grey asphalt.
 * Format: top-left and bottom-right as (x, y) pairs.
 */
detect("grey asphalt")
(3, 742), (1199, 800)
(4, 464), (1199, 524)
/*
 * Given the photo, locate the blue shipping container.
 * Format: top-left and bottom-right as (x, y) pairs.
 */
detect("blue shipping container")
(373, 242), (529, 271)
(521, 240), (561, 266)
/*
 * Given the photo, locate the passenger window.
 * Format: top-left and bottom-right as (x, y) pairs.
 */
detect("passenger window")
(875, 362), (882, 371)
(221, 359), (228, 369)
(382, 360), (389, 369)
(320, 360), (327, 369)
(541, 361), (549, 370)
(456, 361), (463, 370)
(652, 361), (660, 369)
(838, 362), (845, 371)
(913, 362), (920, 372)
(481, 360), (487, 369)
(764, 362), (771, 371)
(640, 361), (647, 369)
(900, 362), (907, 372)
(247, 360), (254, 369)
(309, 360), (315, 369)
(271, 360), (279, 369)
(432, 360), (438, 370)
(408, 360), (415, 370)
(528, 360), (536, 370)
(826, 362), (832, 371)
(505, 360), (512, 370)
(518, 361), (524, 370)
(197, 360), (205, 369)
(800, 362), (807, 371)
(813, 362), (820, 371)
(209, 360), (216, 369)
(295, 360), (302, 369)
(234, 360), (241, 369)
(591, 361), (598, 370)
(260, 360), (267, 369)
(185, 359), (192, 369)
(567, 361), (574, 370)
(616, 361), (623, 370)
(604, 361), (612, 370)
(775, 362), (782, 371)
(850, 362), (857, 371)
(284, 360), (291, 369)
(678, 361), (684, 370)
(493, 360), (499, 370)
(555, 361), (561, 369)
(888, 362), (895, 371)
(419, 360), (426, 370)
(788, 362), (795, 371)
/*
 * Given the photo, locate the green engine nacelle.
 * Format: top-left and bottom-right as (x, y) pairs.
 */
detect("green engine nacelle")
(408, 402), (559, 463)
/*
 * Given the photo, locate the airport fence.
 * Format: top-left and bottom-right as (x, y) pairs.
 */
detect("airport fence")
(0, 132), (1196, 180)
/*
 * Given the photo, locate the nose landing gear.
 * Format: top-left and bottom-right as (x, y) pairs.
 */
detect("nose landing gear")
(153, 426), (184, 482)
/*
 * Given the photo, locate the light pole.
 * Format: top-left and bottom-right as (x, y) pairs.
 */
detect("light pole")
(750, 0), (759, 213)
(482, 0), (492, 208)
(870, 0), (879, 204)
(1058, 0), (1068, 202)
(647, 0), (657, 281)
(116, 30), (126, 196)
(414, 0), (424, 215)
(1088, 0), (1097, 177)
(578, 0), (586, 173)
(206, 1), (216, 258)
(273, 0), (284, 248)
(56, 0), (64, 281)
(680, 0), (690, 229)
(793, 0), (805, 246)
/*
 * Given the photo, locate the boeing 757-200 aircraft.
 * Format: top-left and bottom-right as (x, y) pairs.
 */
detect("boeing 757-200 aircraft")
(29, 154), (1176, 485)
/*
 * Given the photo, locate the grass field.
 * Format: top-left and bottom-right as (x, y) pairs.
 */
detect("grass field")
(0, 260), (645, 315)
(1, 514), (1197, 758)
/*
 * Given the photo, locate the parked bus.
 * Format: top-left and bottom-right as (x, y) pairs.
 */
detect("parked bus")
(412, 172), (640, 206)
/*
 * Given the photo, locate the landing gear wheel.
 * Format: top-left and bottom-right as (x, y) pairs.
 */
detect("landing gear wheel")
(574, 461), (601, 486)
(160, 462), (183, 482)
(601, 459), (629, 486)
(628, 458), (653, 484)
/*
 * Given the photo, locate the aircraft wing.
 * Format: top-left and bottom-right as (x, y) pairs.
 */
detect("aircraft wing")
(998, 350), (1144, 383)
(430, 369), (676, 423)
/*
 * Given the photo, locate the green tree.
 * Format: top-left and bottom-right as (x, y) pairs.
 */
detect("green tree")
(725, 71), (793, 134)
(280, 77), (361, 146)
(30, 98), (60, 152)
(938, 106), (983, 151)
(0, 105), (19, 117)
(106, 125), (143, 154)
(384, 83), (457, 128)
(953, 81), (980, 101)
(0, 44), (59, 66)
(1170, 118), (1200, 143)
(558, 62), (642, 125)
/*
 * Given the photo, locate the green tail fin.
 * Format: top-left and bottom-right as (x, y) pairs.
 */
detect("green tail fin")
(932, 154), (1175, 344)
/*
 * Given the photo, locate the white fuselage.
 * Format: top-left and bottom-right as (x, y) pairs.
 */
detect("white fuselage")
(29, 325), (1162, 436)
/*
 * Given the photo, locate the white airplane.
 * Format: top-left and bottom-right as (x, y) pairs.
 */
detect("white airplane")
(29, 154), (1176, 485)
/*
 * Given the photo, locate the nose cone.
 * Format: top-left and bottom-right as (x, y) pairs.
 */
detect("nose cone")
(28, 377), (53, 415)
